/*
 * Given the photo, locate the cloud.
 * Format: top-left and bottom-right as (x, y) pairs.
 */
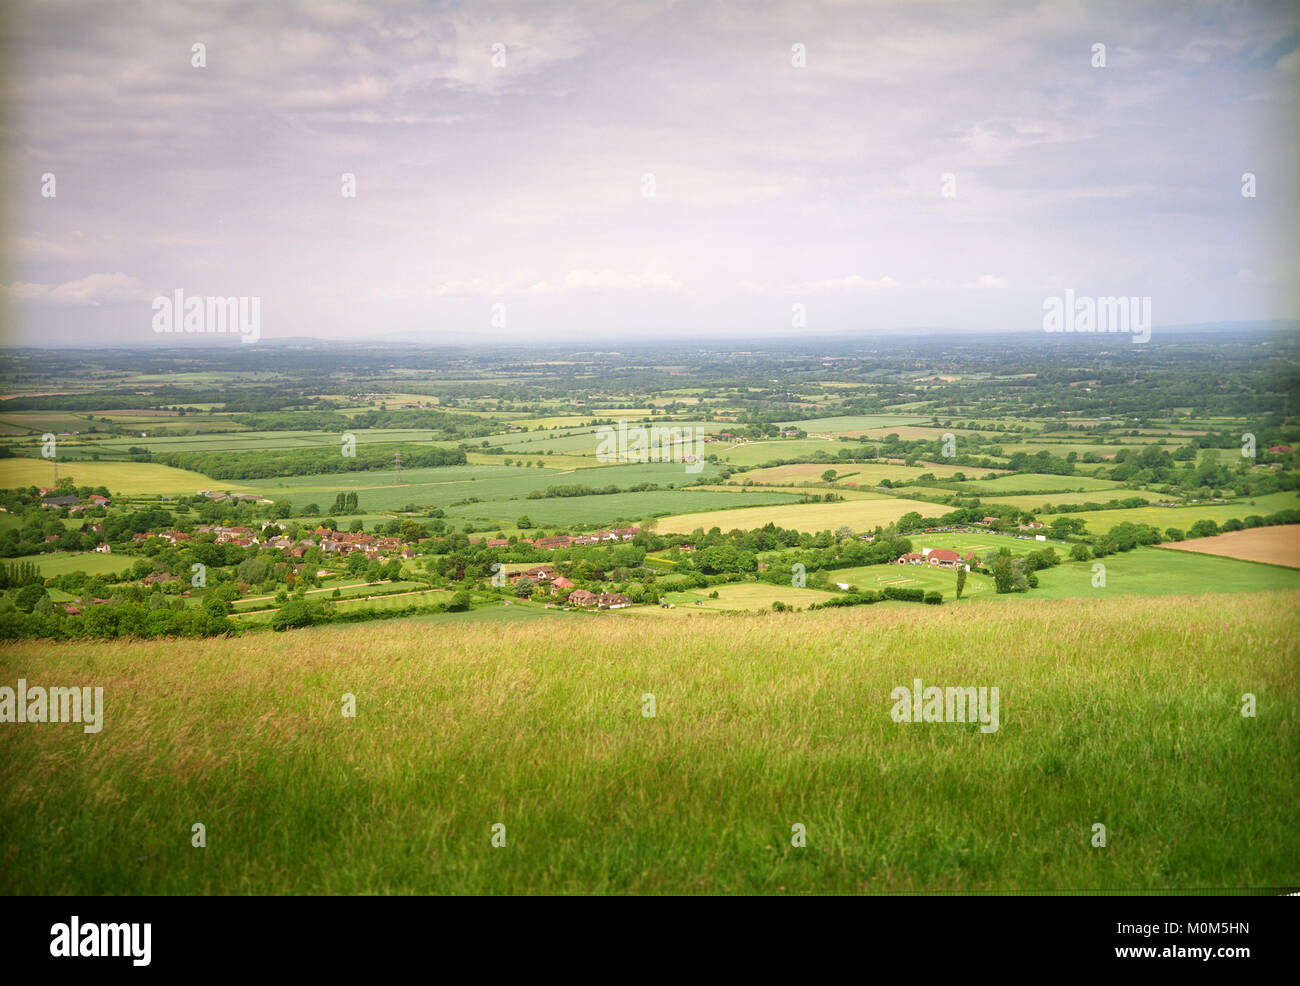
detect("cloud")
(1, 272), (151, 305)
(535, 269), (683, 293)
(800, 275), (898, 292)
(968, 275), (1008, 290)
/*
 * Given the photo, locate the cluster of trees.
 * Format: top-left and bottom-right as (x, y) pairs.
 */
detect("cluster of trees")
(152, 444), (466, 480)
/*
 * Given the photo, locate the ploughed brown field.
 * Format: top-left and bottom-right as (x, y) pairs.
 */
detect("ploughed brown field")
(1158, 524), (1300, 569)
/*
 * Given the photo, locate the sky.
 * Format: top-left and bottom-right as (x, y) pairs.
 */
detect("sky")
(2, 0), (1298, 347)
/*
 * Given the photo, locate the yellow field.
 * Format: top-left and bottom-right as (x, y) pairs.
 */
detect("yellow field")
(657, 495), (938, 534)
(0, 459), (241, 495)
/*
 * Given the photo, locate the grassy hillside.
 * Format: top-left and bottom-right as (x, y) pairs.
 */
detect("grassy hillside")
(2, 591), (1295, 894)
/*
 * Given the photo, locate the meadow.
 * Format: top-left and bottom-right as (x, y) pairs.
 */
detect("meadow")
(2, 592), (1295, 894)
(444, 488), (802, 526)
(21, 551), (137, 577)
(1044, 491), (1300, 533)
(744, 462), (978, 485)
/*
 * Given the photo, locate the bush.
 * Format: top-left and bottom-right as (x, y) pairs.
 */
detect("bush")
(923, 591), (942, 605)
(882, 586), (925, 602)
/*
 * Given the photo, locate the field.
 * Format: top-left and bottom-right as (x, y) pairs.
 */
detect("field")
(1028, 547), (1300, 599)
(744, 462), (980, 485)
(242, 461), (721, 513)
(1044, 491), (1300, 534)
(776, 415), (929, 432)
(640, 582), (838, 613)
(657, 495), (939, 535)
(1157, 525), (1300, 570)
(19, 551), (136, 577)
(943, 474), (1123, 494)
(2, 592), (1295, 893)
(444, 488), (801, 526)
(979, 490), (1160, 509)
(0, 459), (236, 495)
(830, 562), (997, 600)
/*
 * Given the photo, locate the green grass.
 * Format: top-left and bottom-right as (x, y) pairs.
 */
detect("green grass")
(776, 414), (930, 432)
(1, 591), (1295, 893)
(943, 474), (1123, 494)
(245, 461), (722, 513)
(1027, 546), (1300, 599)
(1045, 491), (1300, 533)
(444, 488), (802, 526)
(13, 552), (136, 577)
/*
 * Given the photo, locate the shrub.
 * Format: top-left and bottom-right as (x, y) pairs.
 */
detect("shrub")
(882, 586), (925, 602)
(923, 591), (942, 605)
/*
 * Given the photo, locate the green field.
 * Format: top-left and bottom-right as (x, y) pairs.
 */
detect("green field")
(1028, 547), (1300, 599)
(242, 461), (722, 513)
(1045, 491), (1300, 534)
(15, 551), (137, 577)
(979, 490), (1161, 509)
(776, 415), (929, 432)
(714, 439), (843, 466)
(2, 592), (1295, 893)
(943, 474), (1124, 494)
(746, 461), (981, 485)
(445, 488), (802, 526)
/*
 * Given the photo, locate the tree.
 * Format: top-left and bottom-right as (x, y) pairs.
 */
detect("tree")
(955, 566), (967, 599)
(991, 554), (1016, 594)
(516, 515), (532, 529)
(514, 577), (535, 598)
(821, 469), (838, 483)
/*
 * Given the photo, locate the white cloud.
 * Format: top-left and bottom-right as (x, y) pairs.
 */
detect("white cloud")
(801, 275), (898, 292)
(1, 272), (151, 305)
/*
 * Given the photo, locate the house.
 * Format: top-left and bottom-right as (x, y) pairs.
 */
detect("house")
(509, 565), (554, 584)
(94, 543), (112, 554)
(41, 495), (78, 509)
(1268, 445), (1292, 454)
(598, 592), (631, 609)
(568, 588), (599, 607)
(486, 538), (509, 548)
(897, 552), (925, 565)
(1018, 522), (1044, 530)
(980, 516), (999, 526)
(534, 536), (573, 550)
(927, 549), (960, 569)
(549, 576), (574, 594)
(89, 495), (110, 506)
